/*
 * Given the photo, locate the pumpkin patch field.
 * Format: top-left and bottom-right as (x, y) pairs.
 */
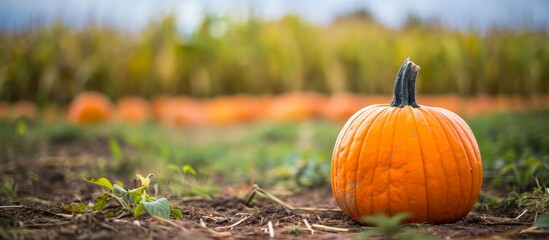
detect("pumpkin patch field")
(2, 11), (549, 240)
(2, 90), (548, 239)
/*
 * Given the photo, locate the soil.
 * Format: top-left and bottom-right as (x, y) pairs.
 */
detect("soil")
(1, 139), (548, 240)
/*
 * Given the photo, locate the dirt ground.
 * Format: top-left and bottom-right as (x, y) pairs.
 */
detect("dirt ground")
(1, 140), (547, 239)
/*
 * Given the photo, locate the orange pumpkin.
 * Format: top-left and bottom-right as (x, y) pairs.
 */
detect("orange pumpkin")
(67, 91), (112, 125)
(114, 96), (152, 124)
(158, 96), (205, 127)
(151, 95), (170, 120)
(265, 92), (326, 122)
(331, 59), (482, 224)
(321, 93), (368, 122)
(204, 96), (246, 125)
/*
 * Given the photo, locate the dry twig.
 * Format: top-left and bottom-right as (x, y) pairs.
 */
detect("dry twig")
(303, 219), (315, 235)
(216, 214), (253, 229)
(248, 184), (341, 214)
(267, 221), (275, 238)
(311, 224), (349, 232)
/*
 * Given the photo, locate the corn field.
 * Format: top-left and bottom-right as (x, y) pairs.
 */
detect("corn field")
(1, 13), (548, 105)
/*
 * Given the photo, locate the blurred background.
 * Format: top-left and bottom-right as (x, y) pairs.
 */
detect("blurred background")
(0, 0), (548, 118)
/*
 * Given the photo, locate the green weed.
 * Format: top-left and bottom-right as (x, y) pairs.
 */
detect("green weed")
(0, 179), (18, 204)
(82, 173), (183, 219)
(475, 179), (548, 216)
(358, 213), (439, 240)
(468, 111), (549, 191)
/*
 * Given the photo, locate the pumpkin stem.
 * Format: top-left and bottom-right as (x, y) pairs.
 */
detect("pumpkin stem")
(390, 58), (420, 108)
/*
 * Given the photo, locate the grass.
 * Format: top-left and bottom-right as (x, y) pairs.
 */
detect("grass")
(467, 111), (549, 192)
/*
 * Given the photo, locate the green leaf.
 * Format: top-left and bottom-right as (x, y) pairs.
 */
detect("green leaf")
(181, 165), (196, 175)
(127, 184), (148, 203)
(143, 197), (170, 219)
(85, 177), (114, 191)
(109, 138), (122, 160)
(113, 184), (127, 197)
(168, 164), (179, 171)
(170, 206), (183, 220)
(114, 181), (125, 188)
(534, 214), (549, 228)
(93, 193), (111, 211)
(361, 213), (411, 233)
(105, 211), (117, 218)
(16, 121), (27, 136)
(62, 202), (89, 213)
(134, 203), (145, 217)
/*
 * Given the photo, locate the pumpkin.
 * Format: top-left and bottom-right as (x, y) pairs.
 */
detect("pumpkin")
(321, 93), (372, 122)
(331, 59), (482, 224)
(204, 96), (248, 125)
(159, 96), (204, 127)
(67, 91), (112, 125)
(265, 92), (326, 122)
(114, 96), (152, 124)
(151, 95), (170, 120)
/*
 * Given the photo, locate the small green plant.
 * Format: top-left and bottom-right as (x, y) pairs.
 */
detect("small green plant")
(475, 178), (548, 217)
(534, 214), (549, 228)
(165, 164), (218, 197)
(109, 137), (123, 162)
(358, 213), (439, 240)
(167, 164), (196, 197)
(282, 225), (305, 235)
(495, 155), (549, 192)
(84, 173), (182, 219)
(0, 180), (18, 204)
(16, 121), (27, 136)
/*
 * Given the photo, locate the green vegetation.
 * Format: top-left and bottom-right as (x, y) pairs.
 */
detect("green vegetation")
(0, 179), (18, 204)
(1, 13), (548, 104)
(467, 111), (549, 191)
(83, 173), (183, 219)
(359, 213), (439, 240)
(2, 111), (547, 195)
(476, 179), (548, 217)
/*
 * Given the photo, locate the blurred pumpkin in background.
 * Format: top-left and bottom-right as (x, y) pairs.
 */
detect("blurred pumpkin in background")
(204, 96), (245, 125)
(321, 93), (368, 122)
(204, 95), (269, 125)
(114, 96), (152, 124)
(151, 95), (170, 120)
(265, 92), (327, 122)
(67, 91), (112, 125)
(10, 100), (38, 120)
(159, 96), (205, 127)
(229, 94), (269, 123)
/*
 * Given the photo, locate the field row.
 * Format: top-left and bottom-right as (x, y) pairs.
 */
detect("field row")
(2, 92), (548, 126)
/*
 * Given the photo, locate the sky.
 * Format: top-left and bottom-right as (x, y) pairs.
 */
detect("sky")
(0, 0), (548, 33)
